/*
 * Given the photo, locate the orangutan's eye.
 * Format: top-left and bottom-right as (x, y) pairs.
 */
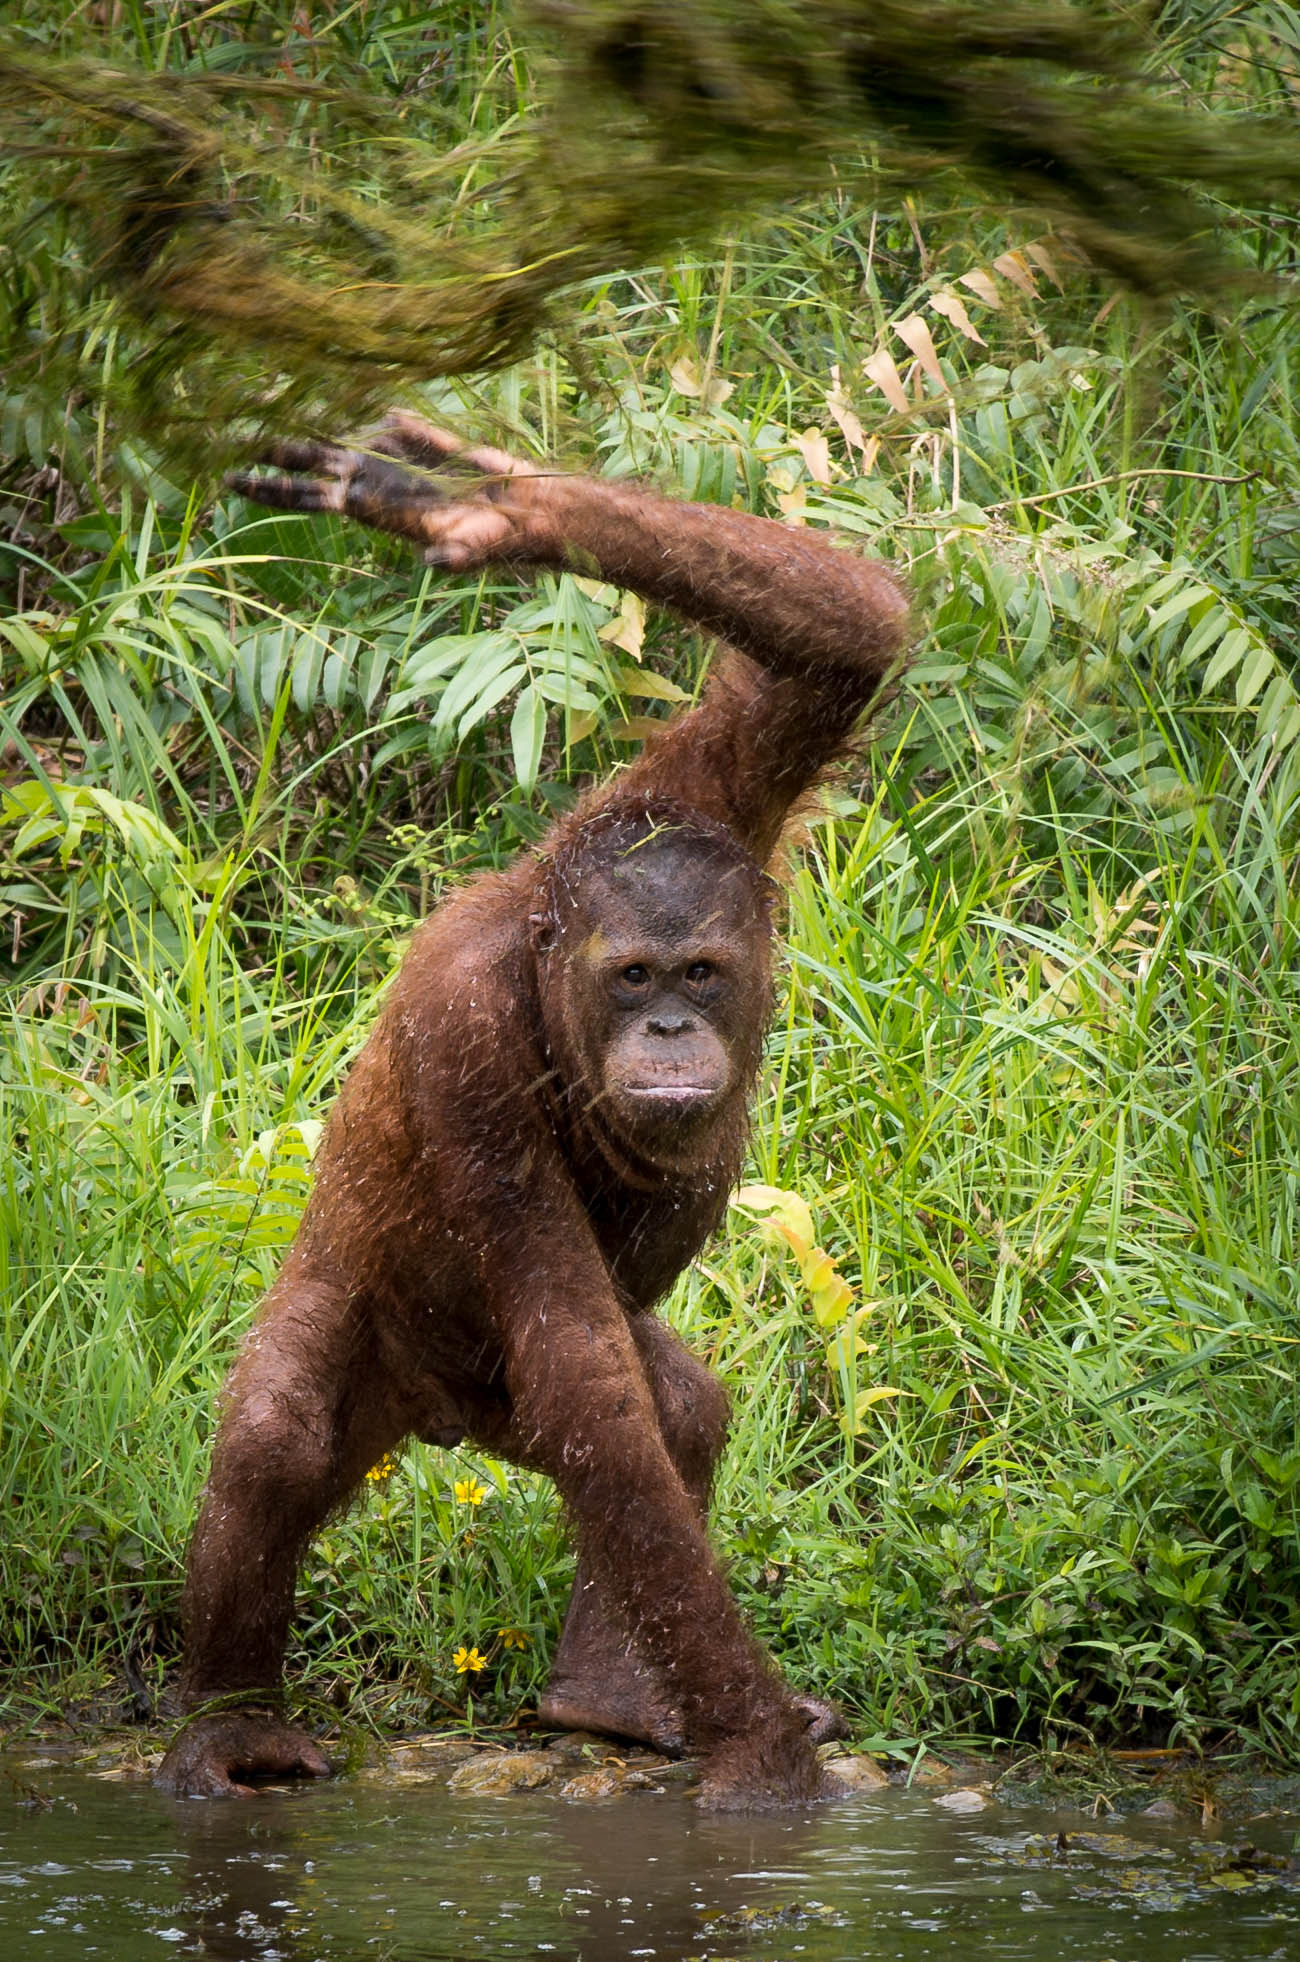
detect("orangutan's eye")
(621, 964), (649, 986)
(685, 961), (714, 985)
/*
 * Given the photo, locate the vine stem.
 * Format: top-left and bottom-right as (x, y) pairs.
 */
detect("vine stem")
(988, 467), (1260, 514)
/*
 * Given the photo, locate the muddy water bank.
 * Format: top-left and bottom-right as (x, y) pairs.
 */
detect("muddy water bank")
(3, 1738), (1299, 1960)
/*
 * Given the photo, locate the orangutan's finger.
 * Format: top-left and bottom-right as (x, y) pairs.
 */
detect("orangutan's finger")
(227, 468), (344, 513)
(256, 438), (354, 477)
(379, 412), (536, 481)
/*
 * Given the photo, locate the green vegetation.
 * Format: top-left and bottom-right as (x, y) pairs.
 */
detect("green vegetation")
(2, 3), (1299, 1761)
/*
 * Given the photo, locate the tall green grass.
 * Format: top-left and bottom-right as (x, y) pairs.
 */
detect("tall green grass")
(2, 0), (1299, 1755)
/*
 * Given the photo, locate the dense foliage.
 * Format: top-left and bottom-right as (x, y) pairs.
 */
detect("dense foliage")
(2, 2), (1299, 1760)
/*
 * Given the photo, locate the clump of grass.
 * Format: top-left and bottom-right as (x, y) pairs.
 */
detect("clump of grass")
(3, 0), (1299, 1759)
(2, 2), (1298, 473)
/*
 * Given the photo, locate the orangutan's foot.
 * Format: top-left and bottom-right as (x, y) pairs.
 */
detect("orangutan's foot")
(155, 1713), (332, 1799)
(536, 1659), (687, 1755)
(697, 1703), (843, 1812)
(537, 1673), (844, 1759)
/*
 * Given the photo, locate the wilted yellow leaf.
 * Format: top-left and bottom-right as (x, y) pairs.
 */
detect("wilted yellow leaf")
(802, 1247), (836, 1293)
(668, 354), (734, 409)
(803, 1248), (851, 1326)
(733, 1183), (815, 1259)
(840, 1384), (904, 1436)
(863, 345), (910, 416)
(615, 663), (690, 704)
(807, 1269), (853, 1331)
(991, 249), (1039, 298)
(895, 313), (947, 391)
(957, 267), (1002, 309)
(793, 427), (833, 484)
(929, 288), (986, 344)
(826, 1306), (875, 1369)
(597, 588), (646, 660)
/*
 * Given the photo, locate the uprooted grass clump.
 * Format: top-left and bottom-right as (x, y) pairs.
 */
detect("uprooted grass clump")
(2, 1), (1298, 473)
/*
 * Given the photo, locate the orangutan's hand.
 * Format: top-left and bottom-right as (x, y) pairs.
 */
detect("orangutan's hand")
(228, 413), (563, 570)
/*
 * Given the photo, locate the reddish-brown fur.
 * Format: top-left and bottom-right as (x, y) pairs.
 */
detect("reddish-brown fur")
(155, 421), (909, 1807)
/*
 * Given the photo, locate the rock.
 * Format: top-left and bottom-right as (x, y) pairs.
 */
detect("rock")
(558, 1766), (655, 1802)
(701, 1900), (848, 1934)
(539, 1730), (614, 1762)
(391, 1731), (477, 1758)
(356, 1737), (478, 1786)
(645, 1757), (701, 1785)
(902, 1753), (986, 1789)
(388, 1737), (476, 1768)
(1140, 1799), (1180, 1821)
(934, 1787), (991, 1813)
(446, 1750), (556, 1796)
(822, 1753), (889, 1793)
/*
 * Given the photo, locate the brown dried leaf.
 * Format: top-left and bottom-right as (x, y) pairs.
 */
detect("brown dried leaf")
(607, 715), (669, 743)
(826, 365), (876, 471)
(992, 249), (1039, 298)
(929, 288), (986, 344)
(1024, 239), (1065, 290)
(793, 426), (833, 484)
(957, 268), (1002, 309)
(895, 312), (947, 391)
(863, 344), (911, 416)
(668, 353), (733, 409)
(597, 588), (646, 660)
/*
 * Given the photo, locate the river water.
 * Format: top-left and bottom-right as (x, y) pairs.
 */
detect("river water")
(3, 1751), (1298, 1961)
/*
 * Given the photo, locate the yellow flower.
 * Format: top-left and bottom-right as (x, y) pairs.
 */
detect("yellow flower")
(453, 1644), (488, 1675)
(366, 1453), (399, 1483)
(499, 1626), (530, 1651)
(453, 1476), (487, 1506)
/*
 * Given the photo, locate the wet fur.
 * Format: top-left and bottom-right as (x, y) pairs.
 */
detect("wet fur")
(157, 434), (909, 1806)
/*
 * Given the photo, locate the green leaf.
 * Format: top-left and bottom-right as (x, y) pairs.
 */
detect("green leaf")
(1201, 626), (1254, 693)
(1235, 642), (1275, 709)
(510, 687), (547, 793)
(1147, 581), (1210, 631)
(433, 634), (521, 733)
(1180, 602), (1230, 667)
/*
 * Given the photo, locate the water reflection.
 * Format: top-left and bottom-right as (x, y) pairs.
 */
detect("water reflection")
(156, 1787), (836, 1961)
(171, 1801), (302, 1961)
(2, 1754), (1298, 1962)
(157, 1786), (843, 1961)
